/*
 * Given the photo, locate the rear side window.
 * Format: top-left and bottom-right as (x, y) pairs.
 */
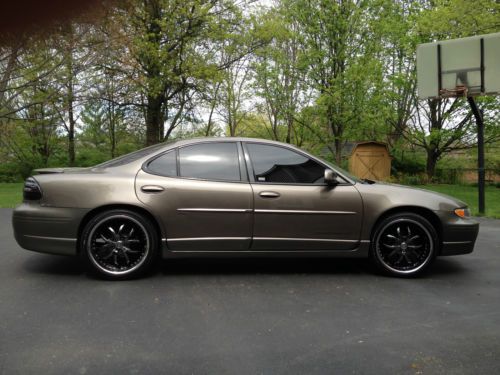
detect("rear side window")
(179, 143), (241, 181)
(246, 143), (324, 184)
(147, 150), (177, 176)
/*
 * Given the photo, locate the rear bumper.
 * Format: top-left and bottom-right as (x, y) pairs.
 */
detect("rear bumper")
(12, 203), (89, 256)
(437, 213), (479, 256)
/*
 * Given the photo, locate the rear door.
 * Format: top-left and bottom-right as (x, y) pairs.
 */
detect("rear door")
(244, 142), (363, 251)
(136, 141), (253, 251)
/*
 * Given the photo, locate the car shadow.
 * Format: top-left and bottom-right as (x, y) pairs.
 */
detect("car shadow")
(22, 254), (85, 276)
(20, 253), (470, 279)
(159, 257), (373, 276)
(158, 257), (470, 279)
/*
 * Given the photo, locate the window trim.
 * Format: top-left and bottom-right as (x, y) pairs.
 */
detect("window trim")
(242, 141), (352, 186)
(142, 141), (248, 184)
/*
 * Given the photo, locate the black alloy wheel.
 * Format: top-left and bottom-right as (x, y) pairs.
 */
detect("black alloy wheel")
(82, 209), (158, 279)
(371, 213), (437, 277)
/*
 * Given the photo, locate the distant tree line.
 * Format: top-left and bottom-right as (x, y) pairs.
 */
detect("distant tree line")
(0, 0), (499, 181)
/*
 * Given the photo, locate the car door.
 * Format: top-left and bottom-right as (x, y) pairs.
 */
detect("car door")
(135, 141), (253, 251)
(244, 142), (363, 251)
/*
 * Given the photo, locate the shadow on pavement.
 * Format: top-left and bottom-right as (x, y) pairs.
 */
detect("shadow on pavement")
(20, 253), (469, 279)
(22, 254), (85, 276)
(160, 257), (374, 276)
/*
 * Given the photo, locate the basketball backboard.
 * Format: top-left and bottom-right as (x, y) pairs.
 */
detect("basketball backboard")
(417, 32), (500, 99)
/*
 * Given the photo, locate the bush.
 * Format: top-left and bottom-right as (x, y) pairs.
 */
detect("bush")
(391, 153), (426, 176)
(434, 168), (463, 185)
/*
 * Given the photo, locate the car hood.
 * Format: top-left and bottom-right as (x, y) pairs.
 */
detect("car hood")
(355, 181), (468, 211)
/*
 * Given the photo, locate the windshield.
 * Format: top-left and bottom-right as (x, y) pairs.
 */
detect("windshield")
(95, 143), (168, 168)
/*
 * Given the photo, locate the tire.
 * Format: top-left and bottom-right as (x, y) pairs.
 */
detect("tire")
(81, 209), (159, 280)
(370, 212), (438, 277)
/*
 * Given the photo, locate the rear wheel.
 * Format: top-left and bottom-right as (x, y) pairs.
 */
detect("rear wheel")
(370, 213), (438, 277)
(81, 209), (158, 279)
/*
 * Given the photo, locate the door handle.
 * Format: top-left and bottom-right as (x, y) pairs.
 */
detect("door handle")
(141, 185), (165, 193)
(259, 191), (280, 198)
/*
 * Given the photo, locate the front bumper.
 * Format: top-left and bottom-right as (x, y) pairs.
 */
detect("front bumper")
(12, 203), (89, 256)
(437, 212), (479, 256)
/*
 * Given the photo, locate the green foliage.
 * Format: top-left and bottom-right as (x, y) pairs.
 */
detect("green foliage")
(0, 183), (23, 208)
(0, 0), (499, 182)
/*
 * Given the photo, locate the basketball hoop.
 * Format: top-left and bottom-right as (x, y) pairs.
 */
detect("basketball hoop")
(439, 85), (468, 98)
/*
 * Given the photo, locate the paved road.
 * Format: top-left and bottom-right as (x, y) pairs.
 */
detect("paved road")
(0, 209), (499, 374)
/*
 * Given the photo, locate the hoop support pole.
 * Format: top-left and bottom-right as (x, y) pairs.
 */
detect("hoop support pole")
(467, 96), (485, 215)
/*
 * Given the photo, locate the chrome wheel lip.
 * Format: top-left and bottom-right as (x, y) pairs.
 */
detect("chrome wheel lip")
(87, 214), (150, 276)
(375, 218), (434, 275)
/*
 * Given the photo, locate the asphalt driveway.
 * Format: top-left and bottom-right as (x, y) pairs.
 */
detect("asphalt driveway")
(0, 208), (499, 374)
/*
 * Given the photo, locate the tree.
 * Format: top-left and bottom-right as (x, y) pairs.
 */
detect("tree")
(252, 5), (309, 144)
(116, 0), (241, 145)
(286, 0), (386, 163)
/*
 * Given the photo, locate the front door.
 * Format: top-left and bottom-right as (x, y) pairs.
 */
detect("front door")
(244, 142), (363, 251)
(136, 141), (253, 251)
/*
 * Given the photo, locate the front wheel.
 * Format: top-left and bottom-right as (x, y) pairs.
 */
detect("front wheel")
(370, 213), (438, 277)
(81, 209), (159, 279)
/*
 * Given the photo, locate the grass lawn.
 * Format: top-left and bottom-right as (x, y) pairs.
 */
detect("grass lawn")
(0, 182), (498, 218)
(415, 184), (500, 219)
(0, 183), (23, 208)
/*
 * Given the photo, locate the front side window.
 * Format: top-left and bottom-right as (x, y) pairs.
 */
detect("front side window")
(179, 142), (241, 181)
(246, 143), (325, 184)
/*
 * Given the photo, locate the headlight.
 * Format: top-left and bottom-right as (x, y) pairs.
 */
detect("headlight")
(454, 208), (470, 218)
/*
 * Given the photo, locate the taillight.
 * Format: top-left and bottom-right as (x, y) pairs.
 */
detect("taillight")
(23, 177), (43, 200)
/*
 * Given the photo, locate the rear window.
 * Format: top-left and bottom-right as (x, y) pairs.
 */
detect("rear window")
(95, 143), (168, 168)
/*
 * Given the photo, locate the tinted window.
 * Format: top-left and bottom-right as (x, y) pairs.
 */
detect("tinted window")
(179, 143), (240, 181)
(246, 143), (324, 184)
(96, 143), (168, 168)
(147, 150), (177, 176)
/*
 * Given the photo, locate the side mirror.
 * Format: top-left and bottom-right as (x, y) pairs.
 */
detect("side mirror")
(324, 169), (338, 185)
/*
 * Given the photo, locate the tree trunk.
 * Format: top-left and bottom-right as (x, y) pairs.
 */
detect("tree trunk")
(334, 138), (342, 165)
(0, 45), (19, 107)
(66, 59), (76, 166)
(145, 95), (163, 146)
(286, 114), (292, 144)
(426, 149), (439, 181)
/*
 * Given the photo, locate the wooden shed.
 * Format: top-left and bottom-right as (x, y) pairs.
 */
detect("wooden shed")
(348, 141), (391, 181)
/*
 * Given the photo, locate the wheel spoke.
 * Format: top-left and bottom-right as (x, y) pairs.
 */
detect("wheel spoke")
(388, 248), (400, 258)
(118, 224), (125, 235)
(101, 248), (115, 260)
(123, 246), (141, 254)
(386, 234), (397, 240)
(108, 226), (118, 240)
(407, 235), (420, 244)
(408, 244), (422, 249)
(382, 243), (398, 249)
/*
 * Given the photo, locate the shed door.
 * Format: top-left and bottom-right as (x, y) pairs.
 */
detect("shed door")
(352, 147), (389, 180)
